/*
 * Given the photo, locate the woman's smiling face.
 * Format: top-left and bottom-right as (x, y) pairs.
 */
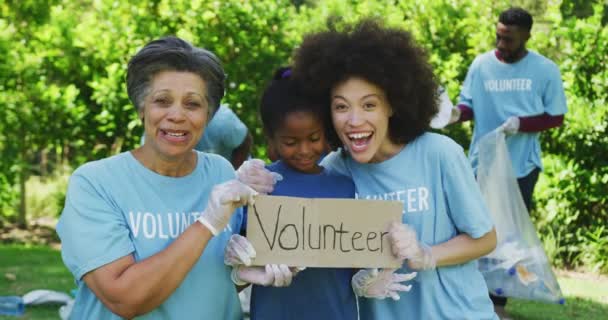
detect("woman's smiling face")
(330, 77), (401, 163)
(140, 70), (209, 161)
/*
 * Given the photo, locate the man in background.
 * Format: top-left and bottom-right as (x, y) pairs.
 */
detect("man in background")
(449, 7), (567, 318)
(194, 104), (252, 169)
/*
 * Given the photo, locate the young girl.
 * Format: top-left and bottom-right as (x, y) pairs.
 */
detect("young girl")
(225, 68), (360, 320)
(240, 20), (499, 319)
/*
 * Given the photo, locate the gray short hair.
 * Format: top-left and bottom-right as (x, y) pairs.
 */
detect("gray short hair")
(126, 36), (225, 117)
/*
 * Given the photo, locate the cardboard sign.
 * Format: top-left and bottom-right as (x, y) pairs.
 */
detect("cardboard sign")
(246, 195), (402, 268)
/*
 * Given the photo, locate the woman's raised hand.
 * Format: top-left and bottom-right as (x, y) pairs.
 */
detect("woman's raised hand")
(197, 180), (257, 236)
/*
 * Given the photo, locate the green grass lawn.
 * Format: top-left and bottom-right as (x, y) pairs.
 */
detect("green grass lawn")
(1, 244), (607, 319)
(507, 274), (608, 320)
(0, 244), (73, 320)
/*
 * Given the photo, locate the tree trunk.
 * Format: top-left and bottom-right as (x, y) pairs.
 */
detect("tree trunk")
(17, 168), (27, 229)
(40, 148), (48, 177)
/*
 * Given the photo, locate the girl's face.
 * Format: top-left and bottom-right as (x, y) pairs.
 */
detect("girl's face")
(270, 111), (326, 173)
(140, 71), (209, 161)
(330, 77), (402, 163)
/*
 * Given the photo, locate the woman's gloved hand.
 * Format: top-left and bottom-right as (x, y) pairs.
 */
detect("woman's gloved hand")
(236, 159), (282, 194)
(388, 222), (436, 270)
(351, 268), (417, 300)
(197, 180), (257, 236)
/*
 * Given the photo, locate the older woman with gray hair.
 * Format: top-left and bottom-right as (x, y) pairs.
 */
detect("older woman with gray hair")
(56, 36), (260, 319)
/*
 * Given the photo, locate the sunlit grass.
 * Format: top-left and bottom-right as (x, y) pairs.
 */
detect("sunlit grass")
(1, 244), (607, 320)
(0, 244), (73, 320)
(506, 273), (608, 320)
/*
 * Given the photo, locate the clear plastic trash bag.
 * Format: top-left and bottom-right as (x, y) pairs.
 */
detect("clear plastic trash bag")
(476, 130), (564, 304)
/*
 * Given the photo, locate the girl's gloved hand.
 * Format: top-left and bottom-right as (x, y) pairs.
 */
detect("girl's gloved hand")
(224, 234), (256, 266)
(197, 180), (257, 236)
(351, 268), (417, 300)
(236, 159), (282, 194)
(388, 222), (436, 270)
(231, 264), (301, 287)
(225, 234), (303, 287)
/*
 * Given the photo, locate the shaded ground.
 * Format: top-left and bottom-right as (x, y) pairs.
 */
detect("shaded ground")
(0, 217), (60, 249)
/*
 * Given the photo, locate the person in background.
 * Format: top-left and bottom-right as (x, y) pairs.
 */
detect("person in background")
(448, 7), (567, 317)
(195, 104), (253, 169)
(238, 19), (498, 319)
(56, 36), (258, 319)
(224, 67), (368, 320)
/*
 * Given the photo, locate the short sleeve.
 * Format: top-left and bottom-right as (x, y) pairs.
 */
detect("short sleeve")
(458, 57), (479, 109)
(542, 63), (568, 116)
(56, 171), (134, 280)
(440, 142), (494, 238)
(320, 150), (350, 178)
(219, 107), (248, 150)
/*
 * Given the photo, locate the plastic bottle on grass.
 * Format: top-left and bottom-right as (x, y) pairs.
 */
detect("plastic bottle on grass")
(0, 296), (25, 316)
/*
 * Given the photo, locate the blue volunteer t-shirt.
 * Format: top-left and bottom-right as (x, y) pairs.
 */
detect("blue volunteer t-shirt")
(248, 160), (358, 320)
(195, 105), (248, 160)
(322, 133), (497, 320)
(56, 152), (243, 320)
(459, 50), (568, 177)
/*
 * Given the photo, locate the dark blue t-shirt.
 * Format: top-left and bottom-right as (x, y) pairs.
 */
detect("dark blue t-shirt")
(247, 160), (358, 320)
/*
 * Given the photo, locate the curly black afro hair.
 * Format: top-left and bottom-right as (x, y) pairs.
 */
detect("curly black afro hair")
(292, 18), (439, 149)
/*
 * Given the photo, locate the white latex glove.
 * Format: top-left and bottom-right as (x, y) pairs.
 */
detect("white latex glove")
(231, 264), (299, 287)
(197, 180), (257, 236)
(236, 159), (282, 194)
(351, 268), (417, 300)
(448, 106), (462, 125)
(388, 222), (436, 270)
(430, 87), (454, 129)
(499, 116), (520, 135)
(224, 234), (256, 266)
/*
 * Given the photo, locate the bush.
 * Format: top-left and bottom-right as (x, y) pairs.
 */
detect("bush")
(532, 3), (608, 272)
(25, 171), (70, 221)
(0, 174), (18, 225)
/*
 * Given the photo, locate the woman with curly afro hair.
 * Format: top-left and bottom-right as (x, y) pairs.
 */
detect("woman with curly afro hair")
(238, 19), (498, 319)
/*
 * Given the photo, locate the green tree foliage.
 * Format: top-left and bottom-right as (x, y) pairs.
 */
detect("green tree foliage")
(0, 0), (605, 271)
(0, 0), (300, 225)
(532, 3), (608, 272)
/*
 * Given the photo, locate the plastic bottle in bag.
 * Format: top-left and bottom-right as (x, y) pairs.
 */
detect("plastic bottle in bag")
(476, 130), (564, 304)
(0, 295), (25, 316)
(488, 265), (565, 304)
